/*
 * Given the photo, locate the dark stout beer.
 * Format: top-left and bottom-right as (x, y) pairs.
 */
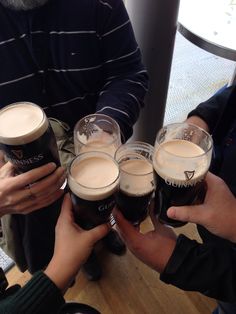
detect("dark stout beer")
(68, 151), (120, 229)
(153, 139), (211, 227)
(116, 159), (154, 225)
(115, 142), (154, 225)
(0, 102), (60, 173)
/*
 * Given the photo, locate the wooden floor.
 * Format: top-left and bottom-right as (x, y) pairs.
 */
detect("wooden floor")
(6, 219), (216, 314)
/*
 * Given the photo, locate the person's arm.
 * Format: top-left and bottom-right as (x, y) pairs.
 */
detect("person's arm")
(167, 172), (236, 243)
(113, 208), (177, 273)
(96, 0), (148, 141)
(0, 194), (110, 313)
(114, 207), (236, 302)
(160, 235), (236, 302)
(0, 161), (65, 216)
(187, 85), (235, 134)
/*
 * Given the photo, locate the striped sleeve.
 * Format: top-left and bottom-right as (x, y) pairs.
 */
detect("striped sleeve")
(96, 0), (148, 141)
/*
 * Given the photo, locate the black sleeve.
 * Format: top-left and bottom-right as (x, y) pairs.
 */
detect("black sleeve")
(160, 235), (236, 302)
(0, 271), (65, 314)
(187, 85), (235, 134)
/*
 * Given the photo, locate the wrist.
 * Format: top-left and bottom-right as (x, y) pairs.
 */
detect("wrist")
(186, 116), (209, 133)
(153, 226), (177, 273)
(44, 257), (78, 292)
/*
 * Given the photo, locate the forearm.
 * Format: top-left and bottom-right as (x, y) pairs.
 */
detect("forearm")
(0, 271), (65, 314)
(97, 70), (148, 141)
(96, 0), (148, 140)
(44, 257), (78, 293)
(161, 235), (236, 302)
(187, 85), (234, 134)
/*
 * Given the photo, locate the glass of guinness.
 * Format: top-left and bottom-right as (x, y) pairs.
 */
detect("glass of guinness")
(74, 113), (121, 157)
(153, 122), (213, 227)
(68, 151), (120, 230)
(0, 102), (60, 173)
(115, 141), (155, 225)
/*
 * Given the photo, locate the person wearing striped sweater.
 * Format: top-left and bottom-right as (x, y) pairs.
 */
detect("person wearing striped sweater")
(0, 0), (148, 280)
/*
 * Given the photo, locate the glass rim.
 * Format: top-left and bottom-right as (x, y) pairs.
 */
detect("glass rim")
(0, 101), (48, 143)
(155, 122), (213, 158)
(68, 150), (120, 190)
(115, 141), (154, 176)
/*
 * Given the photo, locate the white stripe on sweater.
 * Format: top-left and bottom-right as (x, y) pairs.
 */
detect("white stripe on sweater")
(105, 47), (139, 64)
(125, 79), (148, 91)
(127, 93), (141, 109)
(0, 72), (37, 87)
(49, 93), (97, 108)
(47, 64), (102, 72)
(99, 0), (112, 10)
(97, 106), (130, 118)
(101, 20), (130, 37)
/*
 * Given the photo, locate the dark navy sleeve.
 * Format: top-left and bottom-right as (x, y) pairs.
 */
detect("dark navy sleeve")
(96, 0), (148, 141)
(160, 234), (236, 302)
(187, 85), (235, 134)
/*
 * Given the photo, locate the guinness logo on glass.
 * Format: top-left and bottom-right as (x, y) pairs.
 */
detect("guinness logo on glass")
(184, 170), (195, 181)
(11, 150), (23, 159)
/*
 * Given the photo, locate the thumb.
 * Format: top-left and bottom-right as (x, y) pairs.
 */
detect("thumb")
(58, 193), (73, 222)
(167, 204), (204, 225)
(86, 223), (111, 243)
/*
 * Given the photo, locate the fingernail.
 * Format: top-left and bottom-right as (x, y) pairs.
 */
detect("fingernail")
(167, 207), (176, 218)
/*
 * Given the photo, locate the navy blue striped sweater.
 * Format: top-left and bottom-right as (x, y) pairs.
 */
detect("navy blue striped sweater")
(0, 0), (148, 273)
(0, 0), (148, 140)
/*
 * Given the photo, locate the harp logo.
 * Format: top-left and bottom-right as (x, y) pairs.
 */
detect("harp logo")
(11, 150), (23, 159)
(184, 170), (195, 181)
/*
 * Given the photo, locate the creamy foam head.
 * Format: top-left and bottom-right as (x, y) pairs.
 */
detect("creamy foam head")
(79, 139), (117, 157)
(0, 102), (48, 145)
(68, 155), (120, 201)
(153, 139), (211, 185)
(120, 159), (154, 196)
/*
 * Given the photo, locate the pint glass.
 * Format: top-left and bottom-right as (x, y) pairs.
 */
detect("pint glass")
(74, 113), (121, 157)
(0, 102), (60, 173)
(153, 122), (213, 227)
(68, 151), (120, 229)
(115, 141), (154, 225)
